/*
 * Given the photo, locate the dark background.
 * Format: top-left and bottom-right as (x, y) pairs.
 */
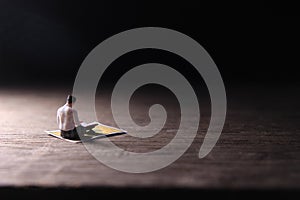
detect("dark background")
(0, 1), (299, 87)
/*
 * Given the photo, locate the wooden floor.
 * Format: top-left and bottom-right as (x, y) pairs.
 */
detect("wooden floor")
(0, 84), (299, 198)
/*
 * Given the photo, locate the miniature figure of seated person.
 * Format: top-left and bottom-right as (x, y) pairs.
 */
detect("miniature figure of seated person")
(57, 95), (97, 140)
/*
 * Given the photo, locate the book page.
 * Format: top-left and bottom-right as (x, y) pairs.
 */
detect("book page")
(80, 121), (99, 128)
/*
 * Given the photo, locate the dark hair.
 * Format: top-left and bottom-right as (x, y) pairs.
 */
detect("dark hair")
(67, 95), (76, 104)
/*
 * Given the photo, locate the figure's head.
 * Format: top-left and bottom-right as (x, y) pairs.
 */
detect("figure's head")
(67, 95), (76, 104)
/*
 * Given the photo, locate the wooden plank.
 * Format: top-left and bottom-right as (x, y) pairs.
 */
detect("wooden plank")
(0, 85), (299, 190)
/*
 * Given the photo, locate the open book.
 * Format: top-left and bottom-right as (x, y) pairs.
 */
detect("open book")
(45, 122), (126, 143)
